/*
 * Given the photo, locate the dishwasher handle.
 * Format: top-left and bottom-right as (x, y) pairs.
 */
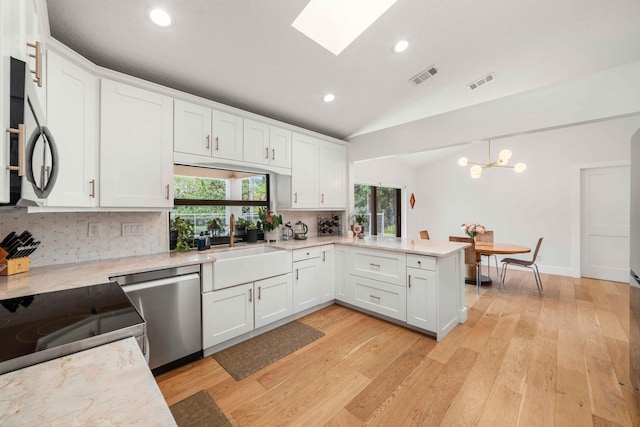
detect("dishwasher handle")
(120, 273), (200, 293)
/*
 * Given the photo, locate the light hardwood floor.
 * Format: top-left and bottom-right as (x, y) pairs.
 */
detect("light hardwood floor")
(156, 268), (640, 426)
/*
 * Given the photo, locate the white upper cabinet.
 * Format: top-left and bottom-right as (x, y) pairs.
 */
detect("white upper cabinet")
(243, 119), (292, 169)
(290, 132), (319, 208)
(100, 79), (173, 208)
(243, 119), (270, 165)
(212, 109), (243, 161)
(319, 141), (347, 209)
(174, 100), (243, 161)
(277, 132), (346, 210)
(174, 99), (212, 157)
(269, 126), (292, 169)
(45, 50), (98, 207)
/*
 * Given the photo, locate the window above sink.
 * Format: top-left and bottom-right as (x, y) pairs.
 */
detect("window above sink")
(170, 165), (270, 249)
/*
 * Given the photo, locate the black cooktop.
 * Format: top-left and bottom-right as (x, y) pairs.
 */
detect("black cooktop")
(0, 282), (144, 370)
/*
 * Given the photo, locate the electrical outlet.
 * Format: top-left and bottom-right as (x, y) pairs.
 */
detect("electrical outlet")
(88, 223), (101, 238)
(122, 222), (145, 237)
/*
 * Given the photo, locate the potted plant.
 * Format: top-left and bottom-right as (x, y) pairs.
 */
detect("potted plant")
(258, 207), (283, 242)
(244, 220), (259, 243)
(171, 217), (194, 252)
(349, 213), (368, 238)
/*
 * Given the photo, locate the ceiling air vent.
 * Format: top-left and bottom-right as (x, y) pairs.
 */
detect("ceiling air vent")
(468, 72), (495, 90)
(410, 65), (438, 86)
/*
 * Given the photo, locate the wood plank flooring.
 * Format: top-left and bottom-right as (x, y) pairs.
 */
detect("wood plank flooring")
(156, 269), (640, 426)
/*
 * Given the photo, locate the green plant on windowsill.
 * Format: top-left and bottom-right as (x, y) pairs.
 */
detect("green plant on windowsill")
(171, 217), (194, 252)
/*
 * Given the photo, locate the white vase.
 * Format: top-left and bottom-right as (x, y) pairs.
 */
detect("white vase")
(264, 229), (279, 242)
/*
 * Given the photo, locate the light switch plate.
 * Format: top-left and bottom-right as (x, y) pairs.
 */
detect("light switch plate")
(88, 223), (101, 238)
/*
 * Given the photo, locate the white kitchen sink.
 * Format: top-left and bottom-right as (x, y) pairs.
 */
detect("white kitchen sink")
(210, 245), (292, 290)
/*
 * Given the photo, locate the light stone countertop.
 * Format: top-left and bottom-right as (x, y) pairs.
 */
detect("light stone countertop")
(0, 236), (467, 300)
(0, 337), (176, 427)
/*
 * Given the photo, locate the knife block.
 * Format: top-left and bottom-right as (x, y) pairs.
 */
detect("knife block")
(0, 257), (30, 275)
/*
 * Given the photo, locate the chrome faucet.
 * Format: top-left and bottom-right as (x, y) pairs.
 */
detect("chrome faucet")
(229, 214), (235, 247)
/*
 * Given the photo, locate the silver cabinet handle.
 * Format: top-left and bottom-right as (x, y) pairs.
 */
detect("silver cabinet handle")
(206, 135), (211, 149)
(408, 274), (412, 288)
(294, 192), (298, 203)
(215, 136), (219, 151)
(322, 251), (326, 262)
(321, 193), (324, 203)
(296, 269), (299, 280)
(369, 295), (380, 300)
(249, 288), (252, 302)
(265, 147), (269, 159)
(369, 263), (380, 268)
(272, 148), (275, 160)
(90, 179), (96, 198)
(258, 286), (261, 300)
(166, 184), (170, 200)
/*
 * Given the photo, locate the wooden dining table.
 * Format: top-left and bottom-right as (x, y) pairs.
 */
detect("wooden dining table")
(468, 242), (531, 285)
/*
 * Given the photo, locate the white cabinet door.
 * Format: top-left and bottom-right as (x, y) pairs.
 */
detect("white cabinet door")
(254, 273), (293, 329)
(202, 283), (254, 348)
(318, 141), (347, 209)
(46, 50), (98, 207)
(291, 132), (319, 208)
(100, 79), (173, 207)
(269, 126), (292, 168)
(174, 99), (212, 157)
(406, 267), (437, 332)
(243, 118), (270, 165)
(320, 245), (335, 303)
(335, 245), (351, 303)
(293, 257), (320, 313)
(212, 109), (243, 161)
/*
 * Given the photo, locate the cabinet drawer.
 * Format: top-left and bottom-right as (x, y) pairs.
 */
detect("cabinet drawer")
(406, 254), (436, 271)
(350, 248), (407, 286)
(350, 275), (406, 321)
(293, 247), (320, 262)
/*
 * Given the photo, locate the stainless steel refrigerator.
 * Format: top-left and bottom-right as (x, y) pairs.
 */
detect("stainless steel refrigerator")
(630, 128), (640, 412)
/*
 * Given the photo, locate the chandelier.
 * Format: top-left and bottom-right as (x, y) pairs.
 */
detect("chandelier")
(457, 140), (526, 179)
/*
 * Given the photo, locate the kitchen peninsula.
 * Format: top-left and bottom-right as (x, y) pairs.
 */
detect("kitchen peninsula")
(0, 236), (467, 426)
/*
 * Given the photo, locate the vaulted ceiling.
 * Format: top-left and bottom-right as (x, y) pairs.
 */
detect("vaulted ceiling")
(46, 0), (640, 142)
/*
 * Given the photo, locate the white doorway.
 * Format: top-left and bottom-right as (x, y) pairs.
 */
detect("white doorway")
(580, 165), (630, 282)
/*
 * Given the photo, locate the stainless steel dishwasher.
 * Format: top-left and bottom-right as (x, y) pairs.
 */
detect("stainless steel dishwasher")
(111, 265), (202, 374)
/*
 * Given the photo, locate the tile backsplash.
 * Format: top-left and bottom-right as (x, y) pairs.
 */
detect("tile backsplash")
(0, 212), (168, 267)
(0, 210), (345, 268)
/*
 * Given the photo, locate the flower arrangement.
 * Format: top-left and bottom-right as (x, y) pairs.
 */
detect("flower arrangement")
(461, 223), (486, 238)
(258, 207), (283, 232)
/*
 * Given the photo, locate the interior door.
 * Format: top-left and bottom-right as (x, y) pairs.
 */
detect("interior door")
(580, 165), (630, 282)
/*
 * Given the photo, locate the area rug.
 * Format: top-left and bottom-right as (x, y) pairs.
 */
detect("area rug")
(212, 321), (325, 381)
(169, 390), (232, 427)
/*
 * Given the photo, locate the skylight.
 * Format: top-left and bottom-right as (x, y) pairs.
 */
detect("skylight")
(292, 0), (398, 56)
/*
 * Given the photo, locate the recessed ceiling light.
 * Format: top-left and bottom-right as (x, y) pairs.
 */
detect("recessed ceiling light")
(149, 8), (172, 27)
(393, 40), (409, 53)
(323, 94), (335, 103)
(292, 0), (398, 56)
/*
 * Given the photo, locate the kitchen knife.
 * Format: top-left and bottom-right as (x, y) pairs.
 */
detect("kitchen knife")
(11, 237), (34, 259)
(2, 233), (20, 251)
(4, 238), (24, 258)
(0, 232), (16, 248)
(21, 241), (40, 258)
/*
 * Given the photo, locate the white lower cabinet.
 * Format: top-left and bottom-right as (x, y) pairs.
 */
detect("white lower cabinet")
(254, 274), (293, 329)
(406, 267), (437, 331)
(202, 273), (293, 349)
(335, 245), (351, 303)
(350, 275), (407, 321)
(293, 249), (321, 314)
(202, 283), (253, 348)
(319, 245), (335, 303)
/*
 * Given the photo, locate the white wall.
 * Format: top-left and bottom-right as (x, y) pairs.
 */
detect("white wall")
(415, 116), (640, 277)
(352, 158), (418, 238)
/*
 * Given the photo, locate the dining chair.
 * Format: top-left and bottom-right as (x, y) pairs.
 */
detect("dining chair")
(499, 237), (544, 296)
(449, 236), (482, 294)
(475, 230), (499, 277)
(420, 230), (430, 240)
